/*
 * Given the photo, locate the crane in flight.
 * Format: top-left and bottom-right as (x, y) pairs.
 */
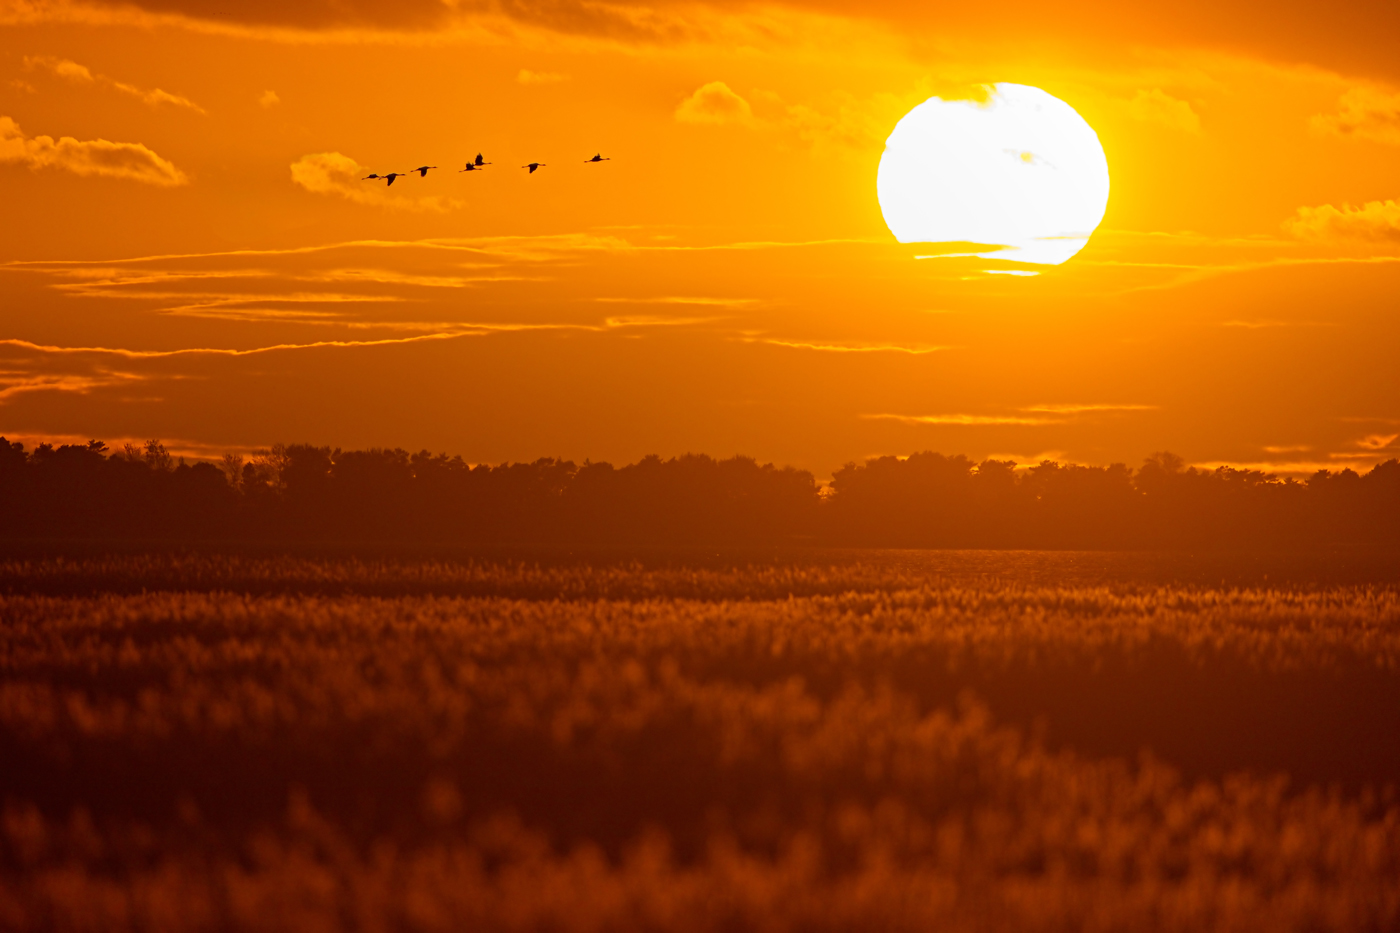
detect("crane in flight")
(364, 172), (408, 186)
(522, 162), (546, 173)
(473, 153), (491, 167)
(412, 166), (438, 177)
(584, 153), (611, 163)
(459, 162), (486, 172)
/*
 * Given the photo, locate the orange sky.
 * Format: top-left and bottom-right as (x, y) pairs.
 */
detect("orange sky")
(1, 0), (1398, 476)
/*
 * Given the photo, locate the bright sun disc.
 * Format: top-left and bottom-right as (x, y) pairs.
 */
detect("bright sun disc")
(877, 83), (1110, 266)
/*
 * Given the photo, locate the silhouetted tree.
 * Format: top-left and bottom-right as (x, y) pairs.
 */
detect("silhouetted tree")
(0, 436), (1396, 549)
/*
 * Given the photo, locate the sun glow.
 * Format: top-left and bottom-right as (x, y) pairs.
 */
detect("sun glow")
(877, 83), (1110, 265)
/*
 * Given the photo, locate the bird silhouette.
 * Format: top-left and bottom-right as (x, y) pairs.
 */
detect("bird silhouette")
(412, 166), (438, 177)
(382, 172), (408, 186)
(362, 173), (383, 181)
(522, 162), (546, 173)
(474, 153), (491, 166)
(459, 162), (486, 172)
(584, 153), (611, 163)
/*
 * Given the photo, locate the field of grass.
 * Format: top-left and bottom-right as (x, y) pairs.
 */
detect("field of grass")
(3, 549), (1399, 931)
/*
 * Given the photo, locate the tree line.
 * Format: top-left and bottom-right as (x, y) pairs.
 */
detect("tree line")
(0, 438), (1396, 549)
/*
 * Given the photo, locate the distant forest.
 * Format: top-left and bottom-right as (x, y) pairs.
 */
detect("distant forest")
(1, 438), (1397, 549)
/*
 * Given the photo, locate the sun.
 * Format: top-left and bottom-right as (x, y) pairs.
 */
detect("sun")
(877, 84), (1110, 266)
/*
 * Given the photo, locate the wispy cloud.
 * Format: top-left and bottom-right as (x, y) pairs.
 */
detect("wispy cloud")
(0, 236), (718, 338)
(1021, 403), (1158, 414)
(24, 55), (205, 113)
(1311, 85), (1400, 146)
(153, 291), (408, 323)
(0, 334), (480, 361)
(757, 339), (948, 355)
(1284, 198), (1400, 244)
(0, 116), (187, 185)
(1127, 88), (1200, 133)
(675, 81), (753, 126)
(0, 369), (152, 401)
(517, 69), (568, 85)
(601, 315), (716, 328)
(0, 0), (729, 46)
(297, 268), (530, 288)
(595, 296), (757, 307)
(863, 403), (1155, 425)
(290, 152), (459, 212)
(1220, 319), (1335, 328)
(863, 413), (1061, 426)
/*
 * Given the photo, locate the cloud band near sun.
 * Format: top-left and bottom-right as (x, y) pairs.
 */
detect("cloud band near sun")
(1286, 198), (1400, 243)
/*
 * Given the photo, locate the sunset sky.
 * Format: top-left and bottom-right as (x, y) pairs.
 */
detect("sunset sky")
(1, 0), (1398, 477)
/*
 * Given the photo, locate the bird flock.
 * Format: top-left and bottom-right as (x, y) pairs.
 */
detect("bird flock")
(363, 152), (610, 185)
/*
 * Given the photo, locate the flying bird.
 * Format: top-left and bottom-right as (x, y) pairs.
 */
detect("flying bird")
(412, 166), (438, 177)
(522, 162), (546, 173)
(584, 153), (611, 163)
(474, 153), (491, 166)
(459, 162), (486, 172)
(362, 173), (383, 181)
(381, 172), (408, 186)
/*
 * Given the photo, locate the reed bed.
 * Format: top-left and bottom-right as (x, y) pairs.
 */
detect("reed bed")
(2, 551), (1398, 931)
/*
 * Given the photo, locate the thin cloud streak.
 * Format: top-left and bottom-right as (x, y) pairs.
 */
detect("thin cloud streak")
(0, 333), (480, 360)
(1021, 403), (1158, 413)
(595, 296), (759, 307)
(1115, 255), (1400, 296)
(863, 413), (1063, 426)
(0, 370), (151, 401)
(23, 55), (206, 113)
(758, 339), (949, 354)
(1219, 319), (1336, 329)
(0, 233), (866, 270)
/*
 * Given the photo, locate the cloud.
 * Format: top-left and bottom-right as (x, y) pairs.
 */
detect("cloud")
(26, 55), (93, 81)
(0, 236), (703, 338)
(24, 55), (205, 113)
(0, 116), (188, 185)
(755, 340), (946, 354)
(1219, 318), (1332, 328)
(517, 69), (568, 85)
(1284, 198), (1400, 243)
(0, 333), (475, 361)
(675, 81), (752, 126)
(863, 413), (1061, 426)
(1311, 86), (1400, 146)
(1020, 403), (1157, 413)
(600, 315), (714, 328)
(1128, 88), (1200, 133)
(863, 403), (1155, 425)
(0, 0), (713, 45)
(595, 296), (756, 307)
(6, 0), (456, 33)
(259, 90), (280, 107)
(289, 152), (458, 212)
(0, 367), (151, 402)
(1357, 433), (1399, 450)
